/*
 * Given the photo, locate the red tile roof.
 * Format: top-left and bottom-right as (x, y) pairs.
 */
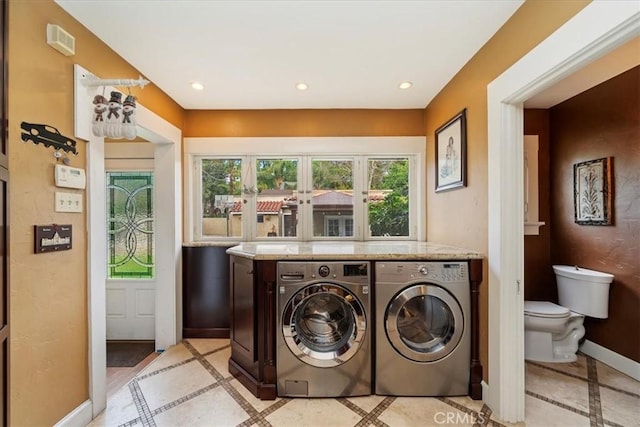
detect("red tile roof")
(230, 200), (283, 213)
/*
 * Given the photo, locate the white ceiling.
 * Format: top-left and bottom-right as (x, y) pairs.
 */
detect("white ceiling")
(55, 0), (524, 110)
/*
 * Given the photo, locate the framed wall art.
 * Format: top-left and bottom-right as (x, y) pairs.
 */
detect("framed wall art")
(435, 109), (467, 192)
(573, 157), (613, 225)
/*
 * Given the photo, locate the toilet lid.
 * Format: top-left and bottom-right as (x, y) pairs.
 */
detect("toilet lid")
(524, 301), (570, 318)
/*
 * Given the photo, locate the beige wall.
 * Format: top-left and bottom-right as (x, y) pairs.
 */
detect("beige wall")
(424, 0), (590, 381)
(7, 1), (184, 425)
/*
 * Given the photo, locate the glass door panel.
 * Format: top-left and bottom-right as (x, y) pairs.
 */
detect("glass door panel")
(311, 159), (354, 237)
(367, 158), (410, 237)
(201, 158), (243, 238)
(255, 158), (299, 237)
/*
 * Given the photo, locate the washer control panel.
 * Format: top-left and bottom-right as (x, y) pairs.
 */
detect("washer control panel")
(278, 261), (371, 284)
(376, 261), (468, 283)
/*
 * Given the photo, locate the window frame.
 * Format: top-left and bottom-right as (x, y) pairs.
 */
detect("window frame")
(184, 137), (425, 242)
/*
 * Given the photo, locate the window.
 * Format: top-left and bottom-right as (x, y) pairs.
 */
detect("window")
(200, 158), (243, 238)
(186, 137), (424, 241)
(106, 172), (154, 278)
(255, 158), (299, 237)
(367, 158), (410, 237)
(311, 159), (354, 238)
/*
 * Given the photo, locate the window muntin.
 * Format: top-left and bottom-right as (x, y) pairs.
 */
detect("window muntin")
(201, 158), (243, 238)
(107, 172), (154, 279)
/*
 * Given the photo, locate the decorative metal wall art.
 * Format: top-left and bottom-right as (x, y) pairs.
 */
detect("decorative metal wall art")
(574, 157), (613, 225)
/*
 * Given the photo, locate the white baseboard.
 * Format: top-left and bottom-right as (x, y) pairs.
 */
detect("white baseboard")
(580, 339), (640, 381)
(481, 380), (489, 402)
(54, 399), (93, 427)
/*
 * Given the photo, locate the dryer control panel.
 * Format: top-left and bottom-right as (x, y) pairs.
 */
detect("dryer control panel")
(376, 261), (468, 283)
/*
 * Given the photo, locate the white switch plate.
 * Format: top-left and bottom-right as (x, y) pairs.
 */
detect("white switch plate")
(55, 191), (83, 213)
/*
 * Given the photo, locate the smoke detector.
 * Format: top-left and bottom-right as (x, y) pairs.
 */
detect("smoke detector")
(47, 24), (75, 56)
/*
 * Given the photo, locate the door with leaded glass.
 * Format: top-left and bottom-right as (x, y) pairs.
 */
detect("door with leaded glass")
(106, 171), (155, 339)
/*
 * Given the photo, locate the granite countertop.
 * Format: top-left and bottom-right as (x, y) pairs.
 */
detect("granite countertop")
(224, 241), (483, 260)
(183, 241), (241, 248)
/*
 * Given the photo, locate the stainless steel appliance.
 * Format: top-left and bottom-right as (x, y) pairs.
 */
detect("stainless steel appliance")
(375, 261), (470, 396)
(276, 261), (371, 397)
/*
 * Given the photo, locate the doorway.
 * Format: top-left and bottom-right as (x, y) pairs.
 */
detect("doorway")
(74, 64), (182, 419)
(486, 3), (639, 422)
(105, 144), (156, 341)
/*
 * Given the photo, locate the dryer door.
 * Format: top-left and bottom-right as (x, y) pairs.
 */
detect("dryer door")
(282, 283), (366, 368)
(385, 284), (463, 362)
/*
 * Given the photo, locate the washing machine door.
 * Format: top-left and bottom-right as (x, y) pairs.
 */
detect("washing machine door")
(282, 283), (366, 368)
(385, 284), (463, 362)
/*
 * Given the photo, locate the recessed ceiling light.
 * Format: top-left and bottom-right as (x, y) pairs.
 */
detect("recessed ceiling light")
(399, 81), (413, 89)
(296, 82), (309, 91)
(191, 82), (204, 91)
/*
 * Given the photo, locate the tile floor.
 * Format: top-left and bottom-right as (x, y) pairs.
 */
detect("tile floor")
(89, 339), (639, 427)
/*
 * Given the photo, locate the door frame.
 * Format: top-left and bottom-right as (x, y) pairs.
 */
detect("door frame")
(486, 3), (639, 422)
(74, 65), (182, 418)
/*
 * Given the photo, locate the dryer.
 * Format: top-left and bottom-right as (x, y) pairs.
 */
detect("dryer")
(375, 261), (470, 396)
(277, 261), (371, 397)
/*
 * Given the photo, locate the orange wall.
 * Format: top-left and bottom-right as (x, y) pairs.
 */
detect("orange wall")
(186, 109), (425, 137)
(7, 1), (184, 425)
(424, 0), (590, 381)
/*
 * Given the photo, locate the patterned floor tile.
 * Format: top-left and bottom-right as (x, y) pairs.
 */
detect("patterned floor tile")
(187, 338), (232, 355)
(93, 339), (639, 427)
(152, 386), (250, 427)
(265, 398), (363, 426)
(138, 358), (217, 411)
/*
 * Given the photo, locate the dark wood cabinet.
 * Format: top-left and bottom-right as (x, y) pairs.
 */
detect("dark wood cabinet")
(230, 255), (254, 361)
(182, 246), (231, 338)
(228, 256), (277, 400)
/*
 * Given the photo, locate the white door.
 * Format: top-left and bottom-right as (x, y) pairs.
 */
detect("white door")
(105, 166), (156, 340)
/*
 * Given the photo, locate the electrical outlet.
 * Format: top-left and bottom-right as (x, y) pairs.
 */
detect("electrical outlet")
(55, 191), (83, 213)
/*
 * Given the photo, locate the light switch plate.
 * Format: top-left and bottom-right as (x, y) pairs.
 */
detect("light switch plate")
(55, 191), (83, 213)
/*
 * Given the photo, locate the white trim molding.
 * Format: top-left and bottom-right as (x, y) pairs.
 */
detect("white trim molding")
(53, 400), (92, 427)
(487, 2), (640, 423)
(580, 340), (640, 381)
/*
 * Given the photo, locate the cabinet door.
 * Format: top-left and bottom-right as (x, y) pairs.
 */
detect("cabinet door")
(230, 256), (255, 362)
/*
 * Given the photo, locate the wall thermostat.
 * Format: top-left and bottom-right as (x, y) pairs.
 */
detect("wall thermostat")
(55, 164), (86, 189)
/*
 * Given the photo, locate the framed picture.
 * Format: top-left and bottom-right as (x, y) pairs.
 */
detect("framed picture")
(435, 109), (467, 192)
(574, 157), (613, 225)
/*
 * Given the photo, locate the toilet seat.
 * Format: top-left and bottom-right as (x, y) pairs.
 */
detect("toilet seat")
(524, 301), (570, 318)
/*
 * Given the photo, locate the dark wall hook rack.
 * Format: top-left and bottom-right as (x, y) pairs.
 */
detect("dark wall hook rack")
(20, 122), (78, 155)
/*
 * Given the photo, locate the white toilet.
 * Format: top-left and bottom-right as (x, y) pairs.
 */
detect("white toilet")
(524, 265), (614, 363)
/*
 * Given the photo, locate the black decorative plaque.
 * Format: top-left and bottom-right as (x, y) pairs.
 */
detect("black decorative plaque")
(34, 224), (72, 253)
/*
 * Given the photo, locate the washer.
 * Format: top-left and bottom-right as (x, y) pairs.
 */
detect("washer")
(375, 261), (470, 396)
(277, 261), (371, 397)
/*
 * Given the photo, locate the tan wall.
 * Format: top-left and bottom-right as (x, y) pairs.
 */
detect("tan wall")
(7, 1), (184, 425)
(424, 0), (590, 381)
(7, 0), (597, 423)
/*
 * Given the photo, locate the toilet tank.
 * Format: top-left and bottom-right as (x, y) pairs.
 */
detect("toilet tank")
(553, 265), (614, 319)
